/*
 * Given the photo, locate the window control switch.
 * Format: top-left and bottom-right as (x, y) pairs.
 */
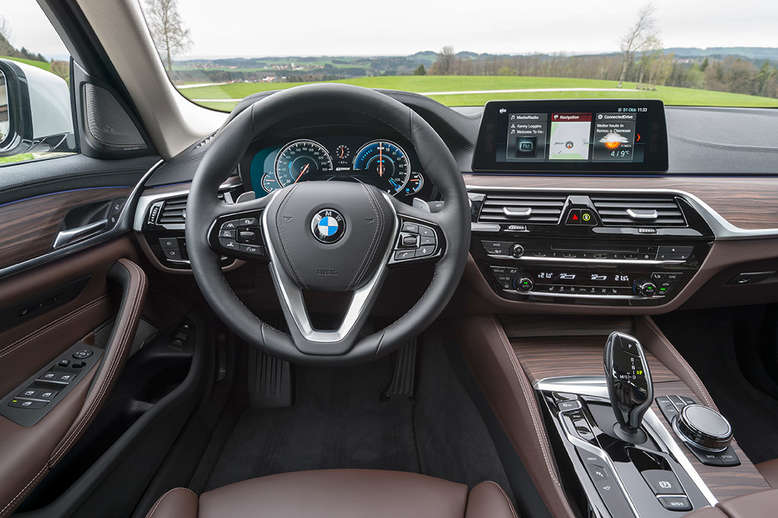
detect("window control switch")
(8, 398), (49, 409)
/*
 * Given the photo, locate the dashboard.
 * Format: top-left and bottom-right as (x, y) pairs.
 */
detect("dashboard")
(239, 132), (436, 201)
(133, 91), (778, 315)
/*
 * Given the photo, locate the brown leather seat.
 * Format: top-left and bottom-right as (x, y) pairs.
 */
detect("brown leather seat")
(146, 469), (517, 518)
(757, 459), (778, 488)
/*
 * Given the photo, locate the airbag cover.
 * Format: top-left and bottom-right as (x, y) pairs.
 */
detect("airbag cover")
(264, 181), (394, 291)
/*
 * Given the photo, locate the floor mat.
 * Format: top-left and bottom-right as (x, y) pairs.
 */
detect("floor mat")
(656, 307), (778, 464)
(205, 356), (419, 490)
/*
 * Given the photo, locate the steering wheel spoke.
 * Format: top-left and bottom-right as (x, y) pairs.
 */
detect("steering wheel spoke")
(388, 198), (445, 265)
(207, 196), (272, 261)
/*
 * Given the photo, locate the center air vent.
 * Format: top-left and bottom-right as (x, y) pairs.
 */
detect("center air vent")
(478, 193), (566, 224)
(158, 196), (187, 226)
(591, 196), (686, 227)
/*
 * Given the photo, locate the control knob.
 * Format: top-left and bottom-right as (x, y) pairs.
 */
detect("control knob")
(512, 244), (525, 258)
(637, 281), (657, 297)
(674, 404), (733, 452)
(514, 277), (534, 292)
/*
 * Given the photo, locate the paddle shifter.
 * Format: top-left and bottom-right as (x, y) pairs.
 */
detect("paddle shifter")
(604, 331), (653, 444)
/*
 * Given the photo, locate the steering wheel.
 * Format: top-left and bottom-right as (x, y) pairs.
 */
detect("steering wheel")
(186, 84), (470, 364)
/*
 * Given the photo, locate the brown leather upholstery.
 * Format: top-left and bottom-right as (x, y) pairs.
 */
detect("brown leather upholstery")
(756, 459), (778, 488)
(453, 315), (577, 518)
(0, 256), (147, 518)
(146, 488), (198, 518)
(685, 506), (728, 518)
(146, 470), (517, 518)
(717, 488), (778, 518)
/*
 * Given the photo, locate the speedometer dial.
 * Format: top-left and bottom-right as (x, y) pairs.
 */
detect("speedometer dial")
(274, 139), (334, 187)
(352, 140), (411, 195)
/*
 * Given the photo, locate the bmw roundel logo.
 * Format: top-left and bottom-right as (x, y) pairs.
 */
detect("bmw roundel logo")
(310, 209), (346, 244)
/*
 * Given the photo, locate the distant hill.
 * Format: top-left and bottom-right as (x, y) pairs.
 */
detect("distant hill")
(178, 47), (778, 70)
(0, 32), (48, 63)
(664, 47), (778, 61)
(172, 46), (778, 85)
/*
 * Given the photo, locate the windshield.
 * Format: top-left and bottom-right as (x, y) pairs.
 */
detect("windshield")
(140, 0), (778, 111)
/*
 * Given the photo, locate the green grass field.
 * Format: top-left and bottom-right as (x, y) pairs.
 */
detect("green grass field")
(178, 75), (778, 111)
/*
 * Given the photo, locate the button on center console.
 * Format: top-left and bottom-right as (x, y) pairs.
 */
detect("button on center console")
(642, 469), (684, 495)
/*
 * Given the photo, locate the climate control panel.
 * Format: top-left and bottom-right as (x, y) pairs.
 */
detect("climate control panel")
(468, 189), (714, 307)
(472, 235), (709, 306)
(489, 265), (688, 302)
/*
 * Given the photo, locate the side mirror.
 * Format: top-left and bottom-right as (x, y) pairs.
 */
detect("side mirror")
(0, 58), (73, 157)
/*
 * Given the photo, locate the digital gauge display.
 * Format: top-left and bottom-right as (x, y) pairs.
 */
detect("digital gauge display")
(352, 140), (411, 195)
(274, 139), (334, 187)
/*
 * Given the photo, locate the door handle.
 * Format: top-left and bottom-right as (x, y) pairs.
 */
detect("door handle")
(53, 219), (108, 249)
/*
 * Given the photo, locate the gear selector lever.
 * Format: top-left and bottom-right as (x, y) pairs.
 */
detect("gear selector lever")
(604, 331), (653, 444)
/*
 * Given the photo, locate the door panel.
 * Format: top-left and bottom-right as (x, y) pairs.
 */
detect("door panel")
(0, 239), (135, 393)
(0, 244), (147, 517)
(0, 187), (132, 270)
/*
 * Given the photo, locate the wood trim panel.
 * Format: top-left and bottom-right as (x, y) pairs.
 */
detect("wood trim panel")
(512, 336), (679, 384)
(463, 174), (778, 230)
(0, 187), (130, 269)
(510, 331), (770, 502)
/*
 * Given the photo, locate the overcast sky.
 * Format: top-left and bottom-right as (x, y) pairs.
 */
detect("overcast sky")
(4, 1), (778, 60)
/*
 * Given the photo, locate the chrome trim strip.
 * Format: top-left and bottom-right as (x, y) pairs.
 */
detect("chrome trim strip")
(53, 219), (109, 249)
(627, 208), (659, 220)
(132, 177), (245, 232)
(0, 159), (165, 281)
(466, 184), (778, 240)
(262, 191), (399, 343)
(560, 416), (641, 517)
(471, 222), (500, 232)
(486, 254), (684, 266)
(535, 376), (718, 507)
(12, 397), (52, 403)
(133, 189), (190, 231)
(503, 206), (532, 217)
(502, 289), (662, 301)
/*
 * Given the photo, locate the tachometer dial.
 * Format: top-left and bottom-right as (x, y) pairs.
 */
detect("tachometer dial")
(402, 172), (424, 196)
(261, 171), (281, 193)
(274, 139), (334, 187)
(335, 144), (351, 161)
(352, 140), (411, 195)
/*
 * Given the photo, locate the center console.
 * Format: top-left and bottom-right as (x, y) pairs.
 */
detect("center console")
(469, 191), (714, 307)
(536, 332), (741, 517)
(452, 315), (772, 518)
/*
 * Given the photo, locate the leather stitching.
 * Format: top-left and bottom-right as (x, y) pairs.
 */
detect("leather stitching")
(50, 259), (146, 462)
(0, 295), (109, 359)
(144, 487), (197, 518)
(491, 317), (561, 488)
(498, 324), (579, 518)
(482, 481), (519, 518)
(0, 465), (48, 518)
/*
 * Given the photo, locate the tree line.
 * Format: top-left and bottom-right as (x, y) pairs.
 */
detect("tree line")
(429, 4), (778, 99)
(428, 50), (778, 99)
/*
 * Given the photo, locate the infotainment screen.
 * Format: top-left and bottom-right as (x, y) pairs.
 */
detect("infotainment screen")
(472, 100), (668, 173)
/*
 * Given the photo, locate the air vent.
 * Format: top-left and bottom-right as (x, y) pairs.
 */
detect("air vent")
(591, 196), (686, 227)
(159, 196), (187, 225)
(478, 193), (566, 224)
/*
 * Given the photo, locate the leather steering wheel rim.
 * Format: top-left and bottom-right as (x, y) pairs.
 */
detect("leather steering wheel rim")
(186, 83), (470, 364)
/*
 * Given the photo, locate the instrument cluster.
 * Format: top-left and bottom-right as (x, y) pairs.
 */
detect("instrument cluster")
(241, 134), (432, 200)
